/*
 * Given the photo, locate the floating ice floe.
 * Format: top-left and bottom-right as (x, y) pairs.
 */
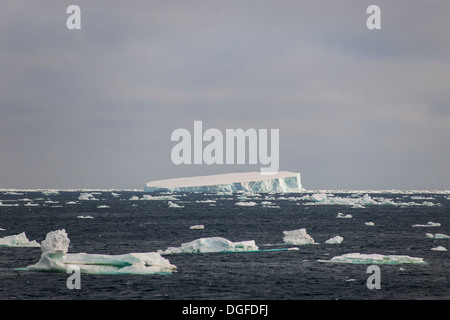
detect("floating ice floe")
(426, 233), (450, 239)
(42, 190), (59, 196)
(431, 246), (447, 251)
(77, 215), (94, 219)
(190, 225), (205, 230)
(0, 232), (40, 247)
(301, 193), (439, 207)
(325, 236), (343, 244)
(24, 202), (39, 207)
(26, 230), (176, 275)
(78, 193), (98, 201)
(235, 201), (258, 207)
(130, 195), (179, 201)
(336, 212), (352, 219)
(168, 201), (184, 208)
(283, 228), (315, 245)
(158, 237), (259, 255)
(318, 253), (426, 265)
(65, 201), (78, 205)
(0, 201), (19, 207)
(412, 222), (441, 227)
(97, 205), (110, 209)
(195, 200), (216, 203)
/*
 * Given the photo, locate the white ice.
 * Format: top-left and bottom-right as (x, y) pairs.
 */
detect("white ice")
(431, 246), (447, 251)
(235, 201), (258, 207)
(158, 237), (259, 254)
(0, 232), (40, 247)
(301, 193), (439, 207)
(426, 233), (450, 239)
(336, 212), (352, 219)
(190, 225), (205, 230)
(318, 252), (426, 264)
(27, 230), (176, 275)
(168, 201), (184, 208)
(283, 228), (315, 245)
(144, 171), (303, 193)
(412, 222), (441, 227)
(325, 236), (344, 244)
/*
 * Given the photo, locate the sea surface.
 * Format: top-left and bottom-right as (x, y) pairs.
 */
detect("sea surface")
(0, 190), (449, 300)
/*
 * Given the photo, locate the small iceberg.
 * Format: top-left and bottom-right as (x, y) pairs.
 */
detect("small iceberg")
(318, 253), (426, 265)
(0, 232), (40, 247)
(189, 225), (205, 230)
(78, 193), (98, 201)
(412, 222), (441, 227)
(26, 230), (176, 275)
(158, 237), (259, 255)
(77, 215), (94, 219)
(168, 201), (184, 208)
(283, 228), (315, 245)
(336, 212), (352, 219)
(365, 222), (375, 226)
(431, 246), (447, 251)
(426, 233), (450, 239)
(325, 236), (343, 244)
(235, 201), (258, 207)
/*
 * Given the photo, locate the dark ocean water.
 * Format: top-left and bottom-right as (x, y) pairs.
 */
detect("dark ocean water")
(0, 191), (449, 300)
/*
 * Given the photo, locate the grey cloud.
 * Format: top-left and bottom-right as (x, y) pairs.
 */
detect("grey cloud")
(0, 1), (449, 189)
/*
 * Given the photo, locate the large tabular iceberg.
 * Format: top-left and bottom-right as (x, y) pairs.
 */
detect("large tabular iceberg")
(26, 230), (176, 275)
(144, 171), (303, 193)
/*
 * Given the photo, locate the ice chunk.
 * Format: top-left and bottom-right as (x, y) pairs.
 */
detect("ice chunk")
(24, 202), (39, 207)
(27, 230), (176, 275)
(325, 236), (343, 244)
(431, 246), (447, 251)
(77, 215), (94, 219)
(0, 232), (40, 247)
(336, 212), (352, 218)
(145, 171), (304, 193)
(78, 193), (98, 201)
(168, 201), (184, 208)
(365, 222), (375, 226)
(235, 201), (258, 207)
(412, 222), (441, 227)
(318, 253), (426, 264)
(426, 233), (450, 239)
(158, 237), (258, 254)
(190, 225), (205, 230)
(97, 205), (110, 209)
(283, 228), (315, 245)
(302, 193), (438, 207)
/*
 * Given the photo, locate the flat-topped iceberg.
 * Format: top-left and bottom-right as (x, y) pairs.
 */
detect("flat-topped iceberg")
(144, 171), (303, 193)
(157, 237), (259, 254)
(318, 253), (426, 265)
(0, 232), (40, 247)
(26, 230), (176, 275)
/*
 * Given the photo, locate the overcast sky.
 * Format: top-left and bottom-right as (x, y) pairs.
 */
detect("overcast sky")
(1, 1), (449, 190)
